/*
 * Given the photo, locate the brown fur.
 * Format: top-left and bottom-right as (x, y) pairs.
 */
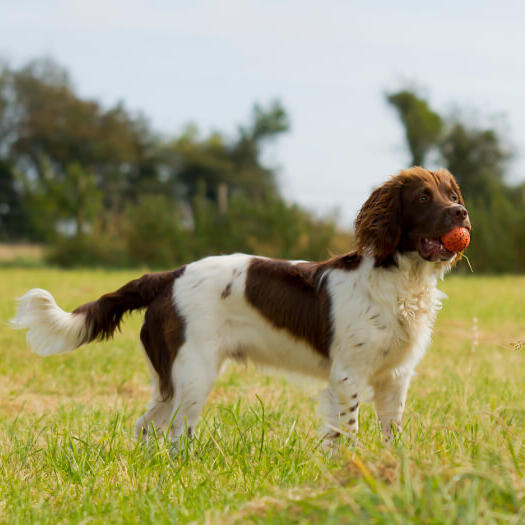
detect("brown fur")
(73, 270), (182, 341)
(245, 253), (362, 356)
(140, 271), (186, 400)
(355, 176), (403, 266)
(73, 267), (186, 400)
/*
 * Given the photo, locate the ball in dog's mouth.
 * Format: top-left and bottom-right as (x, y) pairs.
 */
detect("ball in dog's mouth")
(441, 227), (470, 252)
(417, 227), (470, 261)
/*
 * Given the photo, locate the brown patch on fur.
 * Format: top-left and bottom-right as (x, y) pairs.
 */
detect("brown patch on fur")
(245, 254), (362, 357)
(316, 251), (362, 272)
(73, 267), (186, 400)
(140, 272), (186, 400)
(73, 269), (183, 342)
(221, 282), (232, 299)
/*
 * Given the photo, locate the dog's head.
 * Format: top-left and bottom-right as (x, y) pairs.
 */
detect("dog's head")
(355, 167), (471, 265)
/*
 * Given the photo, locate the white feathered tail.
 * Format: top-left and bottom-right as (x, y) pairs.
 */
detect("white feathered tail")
(11, 289), (89, 356)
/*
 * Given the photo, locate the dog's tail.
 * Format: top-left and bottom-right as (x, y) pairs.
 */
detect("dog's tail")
(11, 271), (178, 356)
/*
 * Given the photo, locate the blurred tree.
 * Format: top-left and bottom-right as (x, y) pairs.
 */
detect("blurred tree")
(21, 162), (102, 240)
(0, 160), (30, 240)
(231, 101), (290, 199)
(438, 122), (511, 202)
(0, 58), (153, 213)
(162, 126), (234, 202)
(161, 101), (289, 204)
(124, 195), (184, 267)
(387, 90), (443, 166)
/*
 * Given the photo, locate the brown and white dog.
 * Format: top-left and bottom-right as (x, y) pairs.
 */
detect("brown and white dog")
(12, 167), (470, 445)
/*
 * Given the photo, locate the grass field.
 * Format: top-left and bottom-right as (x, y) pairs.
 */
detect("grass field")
(1, 268), (524, 524)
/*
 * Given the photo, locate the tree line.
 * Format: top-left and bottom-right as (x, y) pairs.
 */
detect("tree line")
(0, 58), (523, 271)
(0, 58), (349, 266)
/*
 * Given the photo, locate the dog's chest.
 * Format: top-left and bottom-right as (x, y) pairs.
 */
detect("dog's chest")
(329, 266), (441, 369)
(396, 284), (437, 340)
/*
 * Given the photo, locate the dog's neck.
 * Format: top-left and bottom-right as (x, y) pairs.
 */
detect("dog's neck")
(365, 252), (448, 328)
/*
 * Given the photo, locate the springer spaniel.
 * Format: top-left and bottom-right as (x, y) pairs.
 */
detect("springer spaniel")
(12, 167), (471, 445)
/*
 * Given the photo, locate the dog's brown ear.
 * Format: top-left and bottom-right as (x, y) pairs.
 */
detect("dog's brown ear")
(355, 178), (403, 265)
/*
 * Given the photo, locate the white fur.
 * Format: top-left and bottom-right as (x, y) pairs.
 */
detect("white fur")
(11, 289), (89, 356)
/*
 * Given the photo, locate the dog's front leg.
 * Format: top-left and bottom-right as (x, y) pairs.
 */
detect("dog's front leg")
(372, 367), (413, 440)
(320, 363), (364, 448)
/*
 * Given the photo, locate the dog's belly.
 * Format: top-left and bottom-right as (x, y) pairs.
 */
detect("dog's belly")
(224, 316), (331, 380)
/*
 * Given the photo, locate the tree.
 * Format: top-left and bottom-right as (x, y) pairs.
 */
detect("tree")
(0, 59), (153, 211)
(386, 90), (443, 166)
(0, 160), (30, 239)
(159, 101), (289, 203)
(21, 162), (102, 240)
(438, 122), (510, 202)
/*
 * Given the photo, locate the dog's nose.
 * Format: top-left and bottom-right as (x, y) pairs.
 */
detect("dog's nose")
(449, 204), (470, 228)
(450, 204), (467, 220)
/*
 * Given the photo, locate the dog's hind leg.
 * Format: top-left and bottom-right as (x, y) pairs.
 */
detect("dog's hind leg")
(134, 361), (174, 439)
(167, 342), (221, 448)
(135, 296), (184, 440)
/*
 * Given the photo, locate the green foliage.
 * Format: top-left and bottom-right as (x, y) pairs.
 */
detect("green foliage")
(20, 162), (103, 242)
(0, 160), (30, 240)
(439, 122), (511, 202)
(51, 194), (342, 268)
(47, 233), (128, 268)
(161, 101), (288, 204)
(466, 186), (525, 273)
(223, 194), (338, 261)
(387, 90), (443, 166)
(123, 195), (185, 267)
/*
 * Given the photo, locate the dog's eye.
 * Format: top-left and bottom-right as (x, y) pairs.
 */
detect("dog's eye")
(419, 194), (429, 203)
(451, 193), (458, 202)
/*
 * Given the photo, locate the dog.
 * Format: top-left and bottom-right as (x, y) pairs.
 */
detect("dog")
(11, 166), (470, 445)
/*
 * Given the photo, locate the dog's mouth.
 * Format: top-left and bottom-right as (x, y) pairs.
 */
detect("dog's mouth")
(417, 236), (455, 262)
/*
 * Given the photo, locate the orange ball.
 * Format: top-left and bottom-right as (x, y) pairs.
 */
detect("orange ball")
(441, 227), (470, 252)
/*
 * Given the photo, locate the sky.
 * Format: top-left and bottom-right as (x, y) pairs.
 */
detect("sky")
(1, 0), (525, 226)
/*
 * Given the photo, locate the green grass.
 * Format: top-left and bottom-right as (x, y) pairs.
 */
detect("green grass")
(1, 269), (524, 524)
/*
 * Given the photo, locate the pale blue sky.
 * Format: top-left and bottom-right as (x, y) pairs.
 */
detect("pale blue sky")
(2, 0), (524, 224)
